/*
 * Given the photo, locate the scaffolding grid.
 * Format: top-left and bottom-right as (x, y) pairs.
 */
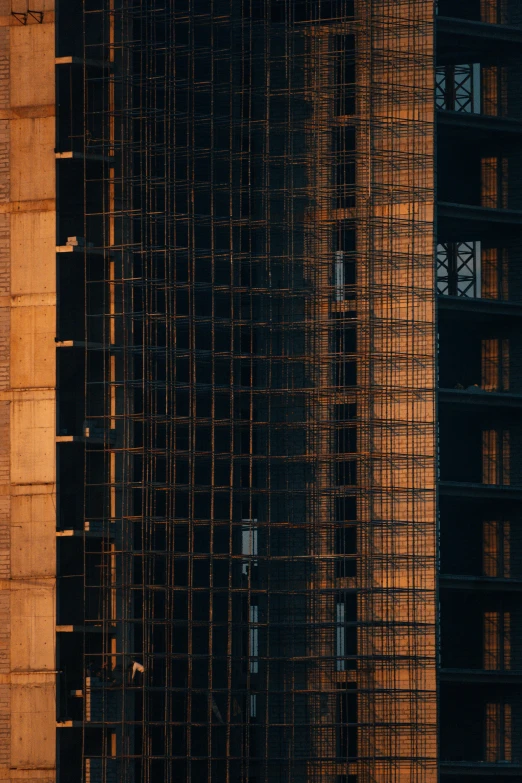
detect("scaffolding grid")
(75, 1), (437, 781)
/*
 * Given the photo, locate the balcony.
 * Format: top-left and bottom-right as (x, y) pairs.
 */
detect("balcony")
(437, 17), (522, 65)
(440, 575), (522, 593)
(438, 203), (522, 241)
(438, 296), (522, 322)
(438, 388), (522, 411)
(441, 761), (522, 776)
(439, 482), (522, 501)
(440, 668), (522, 684)
(438, 110), (522, 142)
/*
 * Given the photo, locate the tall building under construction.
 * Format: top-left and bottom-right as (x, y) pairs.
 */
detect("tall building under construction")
(2, 0), (522, 780)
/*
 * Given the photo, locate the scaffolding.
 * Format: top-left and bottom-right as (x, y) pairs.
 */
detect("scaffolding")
(55, 1), (437, 781)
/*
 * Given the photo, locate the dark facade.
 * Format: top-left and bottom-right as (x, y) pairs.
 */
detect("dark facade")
(437, 1), (522, 780)
(50, 0), (522, 782)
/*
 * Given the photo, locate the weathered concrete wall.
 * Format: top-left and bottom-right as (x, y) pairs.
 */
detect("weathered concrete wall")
(0, 3), (56, 782)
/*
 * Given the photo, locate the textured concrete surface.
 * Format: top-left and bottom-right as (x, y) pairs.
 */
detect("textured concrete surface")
(0, 3), (56, 781)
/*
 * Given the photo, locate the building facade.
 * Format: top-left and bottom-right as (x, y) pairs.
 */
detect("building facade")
(0, 0), (519, 781)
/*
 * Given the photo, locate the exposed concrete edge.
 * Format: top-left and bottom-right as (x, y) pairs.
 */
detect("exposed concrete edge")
(0, 106), (55, 120)
(0, 13), (55, 27)
(0, 199), (55, 212)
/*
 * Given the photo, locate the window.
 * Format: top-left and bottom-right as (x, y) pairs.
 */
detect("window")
(481, 156), (508, 209)
(334, 361), (357, 388)
(249, 604), (259, 674)
(241, 519), (258, 576)
(486, 702), (512, 762)
(335, 496), (357, 522)
(482, 65), (505, 117)
(436, 64), (480, 113)
(334, 34), (356, 116)
(335, 460), (357, 486)
(337, 683), (357, 758)
(336, 592), (357, 671)
(336, 600), (346, 670)
(334, 223), (356, 302)
(483, 520), (510, 578)
(484, 610), (511, 670)
(334, 163), (356, 209)
(335, 427), (357, 454)
(333, 127), (356, 209)
(482, 429), (510, 485)
(436, 241), (481, 298)
(481, 247), (508, 300)
(335, 526), (357, 578)
(334, 326), (356, 355)
(481, 339), (509, 392)
(333, 253), (356, 302)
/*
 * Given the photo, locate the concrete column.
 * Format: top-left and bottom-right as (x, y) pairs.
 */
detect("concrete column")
(0, 3), (56, 781)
